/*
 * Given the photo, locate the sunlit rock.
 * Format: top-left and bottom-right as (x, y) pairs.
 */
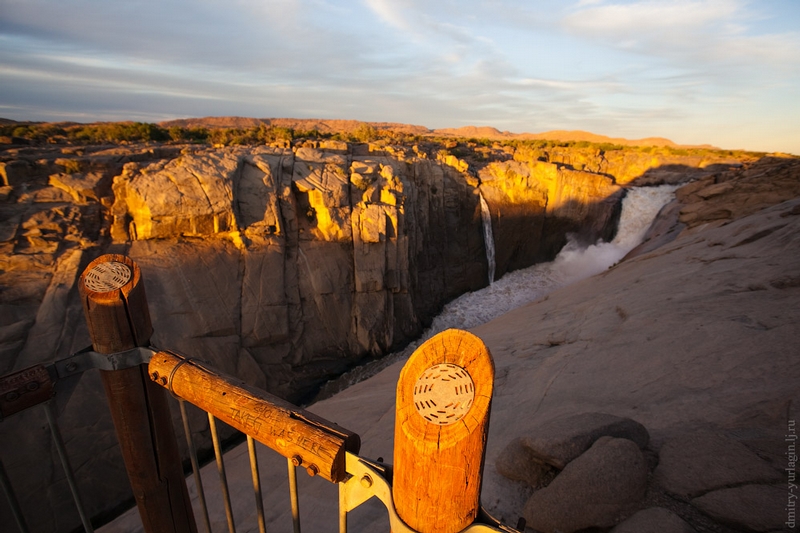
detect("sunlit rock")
(2, 138), (788, 533)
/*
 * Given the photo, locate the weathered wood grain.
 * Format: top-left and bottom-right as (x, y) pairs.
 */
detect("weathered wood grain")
(79, 255), (196, 533)
(148, 350), (361, 483)
(79, 254), (153, 354)
(393, 329), (494, 533)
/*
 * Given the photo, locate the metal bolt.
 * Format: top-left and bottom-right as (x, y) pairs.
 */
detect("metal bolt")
(65, 362), (78, 372)
(26, 381), (39, 391)
(151, 371), (159, 381)
(291, 455), (303, 467)
(5, 391), (19, 402)
(305, 464), (319, 477)
(360, 474), (373, 488)
(159, 377), (168, 386)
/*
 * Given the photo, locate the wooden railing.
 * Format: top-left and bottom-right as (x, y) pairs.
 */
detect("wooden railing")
(0, 254), (519, 533)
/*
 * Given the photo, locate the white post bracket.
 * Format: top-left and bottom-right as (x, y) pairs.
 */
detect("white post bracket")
(339, 452), (522, 533)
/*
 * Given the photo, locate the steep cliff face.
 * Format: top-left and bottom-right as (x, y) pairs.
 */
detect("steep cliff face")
(98, 143), (632, 399)
(0, 141), (750, 401)
(103, 144), (495, 398)
(512, 143), (749, 186)
(0, 140), (749, 533)
(478, 159), (623, 275)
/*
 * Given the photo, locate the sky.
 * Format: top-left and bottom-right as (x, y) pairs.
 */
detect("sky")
(0, 0), (798, 153)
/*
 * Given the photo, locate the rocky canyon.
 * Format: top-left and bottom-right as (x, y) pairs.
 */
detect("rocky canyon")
(0, 126), (783, 533)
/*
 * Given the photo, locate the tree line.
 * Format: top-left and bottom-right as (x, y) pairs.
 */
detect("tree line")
(0, 120), (758, 159)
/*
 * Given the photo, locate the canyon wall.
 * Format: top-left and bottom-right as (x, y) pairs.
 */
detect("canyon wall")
(0, 140), (746, 532)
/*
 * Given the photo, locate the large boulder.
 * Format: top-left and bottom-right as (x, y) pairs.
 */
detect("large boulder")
(523, 436), (648, 532)
(499, 412), (649, 471)
(494, 438), (558, 488)
(112, 150), (239, 240)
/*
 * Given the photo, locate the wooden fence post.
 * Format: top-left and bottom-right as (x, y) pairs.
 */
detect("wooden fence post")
(392, 329), (494, 533)
(79, 254), (197, 533)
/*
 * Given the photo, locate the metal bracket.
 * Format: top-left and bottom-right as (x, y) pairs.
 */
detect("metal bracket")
(339, 452), (521, 533)
(0, 346), (158, 419)
(51, 345), (158, 380)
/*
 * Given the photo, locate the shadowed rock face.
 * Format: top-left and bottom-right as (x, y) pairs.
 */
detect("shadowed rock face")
(0, 140), (754, 533)
(95, 143), (630, 399)
(478, 159), (623, 273)
(280, 155), (798, 533)
(106, 147), (492, 398)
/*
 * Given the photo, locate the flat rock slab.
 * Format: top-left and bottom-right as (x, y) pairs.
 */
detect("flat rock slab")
(654, 432), (783, 498)
(692, 484), (790, 532)
(523, 436), (648, 533)
(504, 412), (649, 474)
(610, 507), (696, 533)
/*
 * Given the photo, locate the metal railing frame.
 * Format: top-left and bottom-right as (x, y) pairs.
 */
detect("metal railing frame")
(0, 254), (520, 533)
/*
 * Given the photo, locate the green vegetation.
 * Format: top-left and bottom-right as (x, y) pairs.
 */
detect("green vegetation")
(71, 122), (170, 143)
(0, 120), (768, 161)
(2, 123), (68, 142)
(0, 121), (309, 146)
(1, 121), (170, 143)
(329, 123), (420, 144)
(205, 124), (297, 146)
(168, 126), (210, 143)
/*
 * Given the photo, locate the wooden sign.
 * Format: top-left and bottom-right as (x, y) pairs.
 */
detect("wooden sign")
(0, 365), (53, 419)
(393, 329), (494, 533)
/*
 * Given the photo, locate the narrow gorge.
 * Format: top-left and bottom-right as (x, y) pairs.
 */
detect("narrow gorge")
(0, 138), (756, 532)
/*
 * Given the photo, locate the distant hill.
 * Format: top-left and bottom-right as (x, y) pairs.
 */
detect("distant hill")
(158, 117), (432, 136)
(433, 126), (717, 149)
(158, 116), (714, 149)
(2, 115), (718, 150)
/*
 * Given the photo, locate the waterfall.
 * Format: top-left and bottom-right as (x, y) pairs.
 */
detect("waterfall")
(479, 193), (496, 285)
(426, 184), (678, 333)
(312, 184), (678, 400)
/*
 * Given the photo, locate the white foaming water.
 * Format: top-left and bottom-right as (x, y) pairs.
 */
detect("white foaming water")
(426, 184), (678, 334)
(312, 185), (677, 400)
(480, 193), (496, 285)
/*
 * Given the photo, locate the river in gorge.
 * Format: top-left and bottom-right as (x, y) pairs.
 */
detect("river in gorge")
(312, 184), (678, 401)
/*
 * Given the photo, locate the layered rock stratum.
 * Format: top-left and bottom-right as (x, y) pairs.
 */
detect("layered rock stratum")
(0, 131), (787, 533)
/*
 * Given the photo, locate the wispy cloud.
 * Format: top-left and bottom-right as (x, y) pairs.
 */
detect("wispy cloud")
(0, 0), (797, 152)
(566, 0), (741, 32)
(562, 0), (800, 69)
(363, 0), (413, 31)
(362, 0), (484, 49)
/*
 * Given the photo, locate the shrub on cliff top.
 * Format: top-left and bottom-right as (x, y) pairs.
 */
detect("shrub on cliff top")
(168, 126), (210, 143)
(1, 123), (67, 142)
(67, 122), (170, 143)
